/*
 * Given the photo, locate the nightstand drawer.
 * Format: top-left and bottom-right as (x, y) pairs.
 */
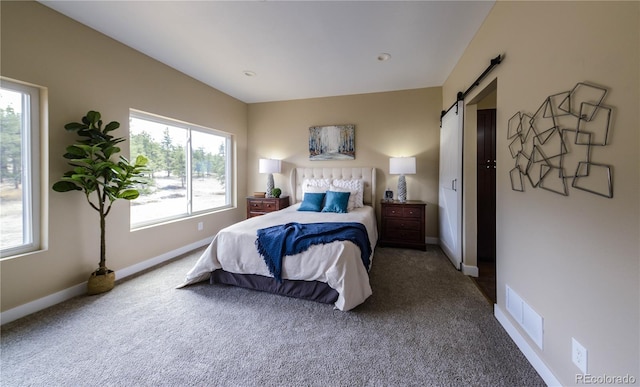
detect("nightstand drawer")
(383, 206), (403, 218)
(386, 218), (420, 231)
(385, 219), (421, 241)
(383, 205), (422, 218)
(246, 196), (289, 218)
(263, 201), (278, 211)
(402, 207), (422, 218)
(249, 201), (266, 211)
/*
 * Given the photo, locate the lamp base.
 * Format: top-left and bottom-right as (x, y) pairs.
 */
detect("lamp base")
(397, 175), (407, 202)
(266, 173), (275, 198)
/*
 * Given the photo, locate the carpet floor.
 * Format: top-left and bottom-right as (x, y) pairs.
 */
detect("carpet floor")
(1, 245), (545, 386)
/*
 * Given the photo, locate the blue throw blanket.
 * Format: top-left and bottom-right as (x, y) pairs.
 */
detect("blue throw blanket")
(255, 222), (372, 282)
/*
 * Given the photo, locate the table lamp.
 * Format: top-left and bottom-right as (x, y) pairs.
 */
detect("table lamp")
(259, 158), (281, 198)
(389, 157), (416, 202)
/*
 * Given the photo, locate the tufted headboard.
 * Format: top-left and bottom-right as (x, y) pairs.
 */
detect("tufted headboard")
(289, 167), (376, 205)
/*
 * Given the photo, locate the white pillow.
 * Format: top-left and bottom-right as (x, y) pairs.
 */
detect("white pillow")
(303, 185), (326, 194)
(302, 178), (330, 195)
(328, 185), (356, 211)
(332, 179), (364, 207)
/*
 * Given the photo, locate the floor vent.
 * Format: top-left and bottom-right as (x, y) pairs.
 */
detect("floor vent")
(506, 285), (543, 349)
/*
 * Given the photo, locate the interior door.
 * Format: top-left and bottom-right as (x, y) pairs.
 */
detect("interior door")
(476, 108), (497, 303)
(477, 109), (496, 262)
(439, 101), (463, 269)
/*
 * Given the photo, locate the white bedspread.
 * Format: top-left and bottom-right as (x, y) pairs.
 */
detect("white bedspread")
(179, 203), (378, 311)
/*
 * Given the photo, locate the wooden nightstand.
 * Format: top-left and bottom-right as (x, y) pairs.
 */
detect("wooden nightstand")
(379, 200), (426, 250)
(246, 196), (289, 218)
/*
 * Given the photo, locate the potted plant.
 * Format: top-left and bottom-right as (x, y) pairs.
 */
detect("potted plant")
(52, 110), (148, 295)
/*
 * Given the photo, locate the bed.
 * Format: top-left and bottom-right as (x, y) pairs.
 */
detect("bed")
(179, 167), (378, 311)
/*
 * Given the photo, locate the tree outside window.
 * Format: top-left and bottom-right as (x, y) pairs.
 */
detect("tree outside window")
(0, 79), (41, 257)
(129, 111), (231, 227)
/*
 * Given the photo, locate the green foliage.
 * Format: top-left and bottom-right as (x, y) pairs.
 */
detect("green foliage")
(52, 111), (148, 272)
(129, 130), (160, 177)
(212, 143), (226, 186)
(129, 128), (227, 191)
(0, 106), (22, 188)
(271, 188), (282, 198)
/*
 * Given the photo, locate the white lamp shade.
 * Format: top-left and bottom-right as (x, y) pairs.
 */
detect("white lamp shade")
(259, 158), (281, 174)
(389, 157), (416, 175)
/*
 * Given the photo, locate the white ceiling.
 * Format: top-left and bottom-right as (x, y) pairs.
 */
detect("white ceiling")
(41, 1), (495, 104)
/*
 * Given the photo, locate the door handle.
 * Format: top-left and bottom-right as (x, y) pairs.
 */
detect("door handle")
(452, 179), (457, 191)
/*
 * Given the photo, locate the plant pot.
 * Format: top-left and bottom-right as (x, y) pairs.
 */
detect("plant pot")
(87, 270), (115, 295)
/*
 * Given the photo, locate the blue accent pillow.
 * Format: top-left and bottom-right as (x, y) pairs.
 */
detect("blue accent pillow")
(321, 191), (350, 213)
(298, 192), (325, 212)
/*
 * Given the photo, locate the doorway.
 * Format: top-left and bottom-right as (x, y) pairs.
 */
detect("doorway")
(475, 108), (496, 303)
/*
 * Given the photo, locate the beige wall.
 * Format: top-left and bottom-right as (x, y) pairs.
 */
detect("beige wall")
(0, 2), (248, 311)
(444, 1), (639, 384)
(247, 88), (442, 238)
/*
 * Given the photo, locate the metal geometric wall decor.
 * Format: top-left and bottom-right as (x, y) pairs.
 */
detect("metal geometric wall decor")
(509, 82), (614, 198)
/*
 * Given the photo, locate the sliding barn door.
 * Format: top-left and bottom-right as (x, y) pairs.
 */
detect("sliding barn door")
(439, 101), (463, 269)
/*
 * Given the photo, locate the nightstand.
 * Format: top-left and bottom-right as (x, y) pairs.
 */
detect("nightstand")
(247, 196), (289, 218)
(379, 200), (426, 250)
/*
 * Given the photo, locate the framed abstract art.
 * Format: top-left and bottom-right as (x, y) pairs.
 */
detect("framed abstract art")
(309, 124), (355, 160)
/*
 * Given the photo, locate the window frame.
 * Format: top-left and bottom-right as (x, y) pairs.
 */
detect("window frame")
(0, 78), (42, 259)
(129, 109), (233, 229)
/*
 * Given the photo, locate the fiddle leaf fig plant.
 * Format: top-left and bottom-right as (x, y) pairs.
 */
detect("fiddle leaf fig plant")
(52, 111), (148, 276)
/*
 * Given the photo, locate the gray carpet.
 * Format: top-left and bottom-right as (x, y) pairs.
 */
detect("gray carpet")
(1, 245), (545, 386)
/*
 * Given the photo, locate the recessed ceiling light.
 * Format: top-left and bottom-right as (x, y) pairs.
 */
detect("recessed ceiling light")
(377, 53), (391, 61)
(243, 70), (256, 77)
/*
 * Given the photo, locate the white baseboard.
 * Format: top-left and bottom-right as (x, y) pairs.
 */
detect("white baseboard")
(425, 236), (439, 245)
(429, 238), (477, 276)
(0, 283), (87, 326)
(462, 263), (478, 277)
(494, 305), (562, 387)
(0, 236), (213, 326)
(116, 236), (212, 279)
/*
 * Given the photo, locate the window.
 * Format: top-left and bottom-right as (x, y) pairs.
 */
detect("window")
(129, 110), (232, 228)
(0, 78), (41, 258)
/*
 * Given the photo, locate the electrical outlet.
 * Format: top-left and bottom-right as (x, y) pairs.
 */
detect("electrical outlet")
(572, 337), (588, 373)
(197, 222), (203, 231)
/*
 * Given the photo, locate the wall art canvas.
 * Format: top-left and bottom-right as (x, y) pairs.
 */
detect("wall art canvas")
(309, 124), (355, 160)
